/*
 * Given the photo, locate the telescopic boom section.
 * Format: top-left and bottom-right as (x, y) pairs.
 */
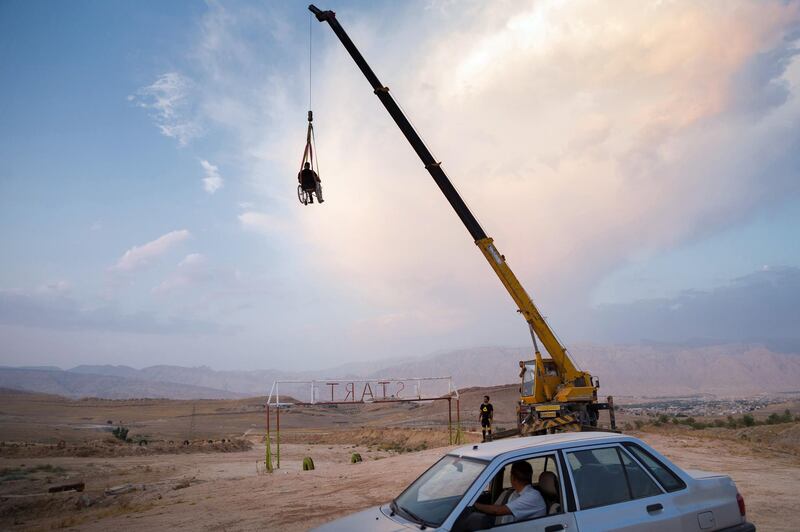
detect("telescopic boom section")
(309, 5), (592, 396)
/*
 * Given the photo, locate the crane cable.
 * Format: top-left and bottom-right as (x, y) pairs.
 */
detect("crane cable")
(300, 12), (320, 177)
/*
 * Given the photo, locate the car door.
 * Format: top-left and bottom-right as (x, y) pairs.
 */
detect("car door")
(453, 452), (578, 532)
(564, 444), (683, 532)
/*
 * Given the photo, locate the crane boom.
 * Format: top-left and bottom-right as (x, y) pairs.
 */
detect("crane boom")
(309, 5), (597, 406)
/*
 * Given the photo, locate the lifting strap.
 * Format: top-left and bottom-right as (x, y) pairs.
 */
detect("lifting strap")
(300, 110), (319, 175)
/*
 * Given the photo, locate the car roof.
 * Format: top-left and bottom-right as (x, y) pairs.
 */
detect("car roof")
(449, 431), (626, 461)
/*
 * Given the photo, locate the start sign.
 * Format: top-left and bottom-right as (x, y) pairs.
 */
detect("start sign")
(267, 376), (457, 405)
(322, 380), (407, 402)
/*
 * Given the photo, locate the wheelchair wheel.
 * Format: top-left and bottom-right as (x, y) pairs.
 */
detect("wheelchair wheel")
(297, 185), (309, 205)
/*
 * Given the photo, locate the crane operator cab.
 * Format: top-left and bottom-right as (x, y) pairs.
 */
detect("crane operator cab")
(518, 358), (582, 434)
(520, 358), (559, 398)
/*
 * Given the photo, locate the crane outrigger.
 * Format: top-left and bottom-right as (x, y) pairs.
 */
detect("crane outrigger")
(308, 4), (615, 435)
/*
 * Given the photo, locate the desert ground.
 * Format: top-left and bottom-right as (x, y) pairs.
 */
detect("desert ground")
(1, 388), (799, 531)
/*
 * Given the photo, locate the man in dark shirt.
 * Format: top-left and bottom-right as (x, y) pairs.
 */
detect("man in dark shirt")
(298, 162), (323, 204)
(479, 395), (494, 442)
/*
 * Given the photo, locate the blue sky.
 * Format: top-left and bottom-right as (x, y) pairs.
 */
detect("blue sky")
(1, 0), (799, 370)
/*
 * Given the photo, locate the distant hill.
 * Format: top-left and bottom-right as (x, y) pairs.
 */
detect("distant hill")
(67, 364), (277, 394)
(66, 357), (412, 395)
(0, 368), (246, 400)
(3, 343), (799, 399)
(370, 344), (800, 397)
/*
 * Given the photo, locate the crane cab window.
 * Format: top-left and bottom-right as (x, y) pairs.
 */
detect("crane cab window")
(522, 363), (534, 397)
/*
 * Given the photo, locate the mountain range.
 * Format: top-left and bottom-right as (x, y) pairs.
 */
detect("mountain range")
(2, 343), (799, 399)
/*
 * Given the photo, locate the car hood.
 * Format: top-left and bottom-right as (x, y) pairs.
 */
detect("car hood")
(311, 505), (417, 532)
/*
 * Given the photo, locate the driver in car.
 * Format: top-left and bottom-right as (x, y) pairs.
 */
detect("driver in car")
(474, 461), (546, 522)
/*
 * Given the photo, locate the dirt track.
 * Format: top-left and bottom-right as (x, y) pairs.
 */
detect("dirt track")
(2, 431), (798, 531)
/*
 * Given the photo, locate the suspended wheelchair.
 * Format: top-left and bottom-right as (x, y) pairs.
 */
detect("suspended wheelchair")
(298, 110), (323, 206)
(298, 184), (313, 205)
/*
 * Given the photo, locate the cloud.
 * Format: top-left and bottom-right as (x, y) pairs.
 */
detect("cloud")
(237, 211), (285, 235)
(579, 267), (800, 351)
(129, 72), (201, 146)
(35, 281), (71, 295)
(111, 230), (191, 272)
(285, 0), (800, 309)
(200, 159), (224, 194)
(178, 253), (205, 268)
(153, 253), (209, 294)
(128, 1), (800, 355)
(0, 288), (216, 335)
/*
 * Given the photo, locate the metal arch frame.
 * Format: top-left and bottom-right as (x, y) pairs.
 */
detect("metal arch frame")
(264, 376), (461, 470)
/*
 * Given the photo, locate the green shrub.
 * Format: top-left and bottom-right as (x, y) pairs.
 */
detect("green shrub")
(111, 426), (129, 441)
(351, 453), (363, 464)
(766, 410), (793, 425)
(302, 457), (315, 471)
(742, 414), (755, 427)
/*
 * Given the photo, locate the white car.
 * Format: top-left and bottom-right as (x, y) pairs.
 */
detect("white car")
(314, 432), (755, 531)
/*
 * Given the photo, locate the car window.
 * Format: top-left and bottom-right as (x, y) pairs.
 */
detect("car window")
(618, 447), (663, 498)
(502, 454), (558, 489)
(567, 447), (631, 509)
(568, 446), (666, 510)
(624, 443), (686, 492)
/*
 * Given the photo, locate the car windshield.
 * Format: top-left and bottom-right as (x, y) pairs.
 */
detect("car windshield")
(394, 455), (487, 526)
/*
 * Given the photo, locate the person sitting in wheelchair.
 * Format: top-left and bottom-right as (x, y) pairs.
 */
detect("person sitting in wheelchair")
(298, 162), (323, 204)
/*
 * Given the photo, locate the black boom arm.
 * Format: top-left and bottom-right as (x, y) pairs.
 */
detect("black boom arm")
(308, 4), (487, 241)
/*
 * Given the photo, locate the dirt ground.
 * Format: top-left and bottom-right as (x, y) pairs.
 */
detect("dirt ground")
(0, 431), (797, 531)
(1, 389), (799, 531)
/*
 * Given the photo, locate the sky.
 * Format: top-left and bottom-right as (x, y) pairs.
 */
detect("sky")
(1, 0), (799, 371)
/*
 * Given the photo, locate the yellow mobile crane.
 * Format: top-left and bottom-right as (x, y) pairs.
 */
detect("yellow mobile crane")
(309, 5), (616, 435)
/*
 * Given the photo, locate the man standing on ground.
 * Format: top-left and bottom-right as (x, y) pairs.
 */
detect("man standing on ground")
(479, 395), (493, 442)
